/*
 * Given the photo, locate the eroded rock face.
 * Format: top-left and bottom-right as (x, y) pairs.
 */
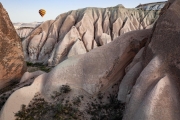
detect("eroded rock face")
(23, 5), (160, 66)
(118, 0), (180, 119)
(0, 3), (26, 89)
(0, 29), (151, 120)
(16, 27), (34, 39)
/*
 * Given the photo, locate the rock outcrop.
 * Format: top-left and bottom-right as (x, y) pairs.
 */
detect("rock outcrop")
(0, 3), (26, 89)
(22, 5), (160, 66)
(0, 28), (151, 120)
(118, 0), (180, 119)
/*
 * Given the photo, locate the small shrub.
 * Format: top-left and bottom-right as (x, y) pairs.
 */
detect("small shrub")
(86, 94), (125, 120)
(72, 96), (81, 106)
(60, 85), (71, 94)
(51, 85), (71, 99)
(97, 92), (103, 100)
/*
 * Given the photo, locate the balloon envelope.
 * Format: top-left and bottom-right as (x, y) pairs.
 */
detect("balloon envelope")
(39, 9), (46, 17)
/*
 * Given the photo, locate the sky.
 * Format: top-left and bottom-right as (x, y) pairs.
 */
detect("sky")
(0, 0), (165, 23)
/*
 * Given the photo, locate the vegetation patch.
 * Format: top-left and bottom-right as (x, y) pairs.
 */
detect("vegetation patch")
(86, 93), (125, 120)
(15, 85), (83, 120)
(0, 93), (8, 110)
(51, 85), (72, 99)
(26, 62), (52, 72)
(0, 81), (19, 94)
(20, 37), (25, 41)
(14, 85), (125, 120)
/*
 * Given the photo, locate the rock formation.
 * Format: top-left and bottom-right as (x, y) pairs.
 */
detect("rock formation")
(22, 5), (160, 66)
(0, 3), (26, 89)
(1, 0), (180, 120)
(0, 28), (151, 120)
(118, 0), (180, 119)
(13, 22), (41, 39)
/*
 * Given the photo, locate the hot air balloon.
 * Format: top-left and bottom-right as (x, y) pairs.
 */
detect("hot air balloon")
(39, 9), (46, 17)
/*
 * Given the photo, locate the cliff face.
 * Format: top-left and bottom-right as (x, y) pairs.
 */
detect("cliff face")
(22, 5), (160, 66)
(0, 3), (26, 89)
